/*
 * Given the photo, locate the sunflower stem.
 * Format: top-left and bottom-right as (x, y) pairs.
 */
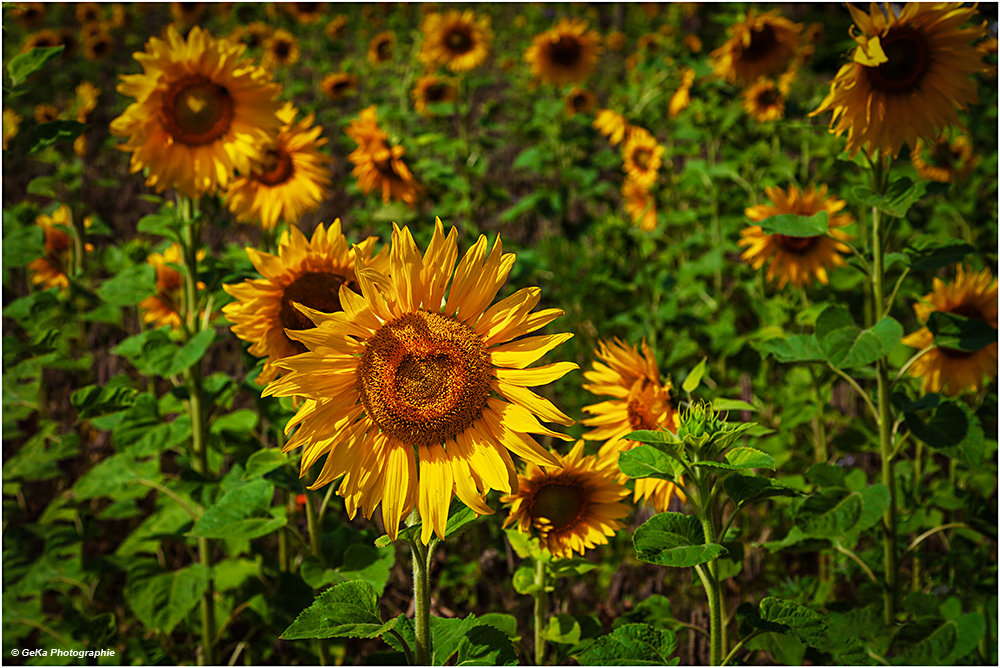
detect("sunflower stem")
(410, 537), (434, 666)
(700, 511), (724, 665)
(533, 558), (549, 665)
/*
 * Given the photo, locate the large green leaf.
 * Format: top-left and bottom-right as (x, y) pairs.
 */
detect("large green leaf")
(618, 445), (681, 481)
(541, 613), (582, 644)
(124, 561), (209, 635)
(2, 225), (44, 267)
(906, 238), (976, 272)
(759, 597), (829, 649)
(723, 475), (799, 507)
(7, 46), (64, 86)
(301, 543), (395, 595)
(243, 449), (290, 480)
(815, 306), (902, 369)
(757, 211), (829, 237)
(843, 484), (890, 545)
(70, 384), (138, 420)
(281, 580), (396, 640)
(905, 400), (984, 466)
(926, 312), (997, 353)
(576, 624), (680, 665)
(852, 177), (926, 218)
(633, 512), (727, 568)
(96, 265), (156, 307)
(456, 624), (518, 665)
(693, 447), (775, 471)
(71, 452), (160, 500)
(29, 120), (87, 153)
(2, 422), (80, 482)
(682, 358), (707, 393)
(794, 490), (862, 539)
(755, 333), (826, 364)
(190, 478), (285, 539)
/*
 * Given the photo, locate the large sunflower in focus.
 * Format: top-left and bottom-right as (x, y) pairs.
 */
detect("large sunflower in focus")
(264, 220), (578, 543)
(346, 105), (422, 207)
(525, 18), (603, 85)
(811, 3), (986, 158)
(224, 103), (332, 230)
(739, 184), (854, 289)
(581, 338), (682, 512)
(110, 26), (282, 198)
(222, 221), (384, 385)
(419, 9), (492, 72)
(901, 265), (998, 396)
(501, 441), (630, 559)
(711, 9), (803, 85)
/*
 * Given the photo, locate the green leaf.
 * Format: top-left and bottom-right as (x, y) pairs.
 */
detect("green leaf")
(624, 429), (682, 445)
(944, 613), (986, 664)
(906, 238), (976, 272)
(2, 225), (44, 268)
(794, 489), (862, 539)
(211, 409), (260, 435)
(549, 557), (599, 578)
(815, 306), (902, 369)
(281, 580), (396, 640)
(71, 452), (159, 500)
(693, 447), (775, 471)
(756, 334), (825, 364)
(136, 211), (182, 242)
(124, 562), (209, 635)
(852, 177), (926, 218)
(96, 265), (157, 307)
(806, 462), (846, 489)
(618, 445), (681, 481)
(926, 311), (997, 352)
(476, 613), (519, 641)
(757, 211), (829, 237)
(905, 400), (984, 466)
(633, 512), (727, 568)
(71, 384), (138, 420)
(431, 615), (481, 665)
(7, 46), (64, 86)
(723, 475), (799, 507)
(513, 146), (546, 170)
(29, 120), (87, 153)
(166, 329), (215, 376)
(901, 620), (958, 664)
(541, 613), (581, 644)
(26, 175), (60, 198)
(512, 562), (541, 595)
(456, 624), (519, 666)
(759, 597), (829, 649)
(576, 624), (680, 665)
(243, 449), (289, 480)
(190, 479), (285, 539)
(682, 358), (707, 393)
(2, 422), (80, 482)
(713, 399), (758, 412)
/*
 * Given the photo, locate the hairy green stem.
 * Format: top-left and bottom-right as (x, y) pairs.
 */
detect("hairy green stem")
(700, 514), (724, 665)
(410, 538), (433, 665)
(534, 558), (549, 665)
(721, 629), (763, 666)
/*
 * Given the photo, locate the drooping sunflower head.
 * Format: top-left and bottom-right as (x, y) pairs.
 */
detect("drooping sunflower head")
(524, 17), (604, 86)
(222, 220), (383, 385)
(320, 72), (358, 101)
(139, 243), (189, 329)
(224, 102), (332, 230)
(911, 133), (979, 183)
(263, 219), (578, 543)
(27, 205), (74, 291)
(710, 9), (803, 85)
(110, 26), (283, 198)
(742, 78), (786, 122)
(501, 441), (630, 559)
(622, 180), (657, 232)
(738, 183), (855, 289)
(263, 29), (301, 68)
(411, 75), (457, 117)
(345, 105), (422, 207)
(621, 126), (663, 190)
(811, 3), (987, 158)
(565, 87), (597, 117)
(901, 265), (998, 397)
(368, 31), (396, 65)
(419, 9), (493, 72)
(593, 108), (629, 146)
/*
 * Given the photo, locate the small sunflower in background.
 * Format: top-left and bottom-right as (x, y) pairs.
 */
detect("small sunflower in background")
(668, 68), (696, 118)
(710, 9), (803, 85)
(34, 104), (60, 124)
(345, 105), (422, 207)
(621, 127), (663, 189)
(170, 2), (205, 26)
(325, 15), (347, 41)
(12, 2), (47, 28)
(605, 30), (625, 51)
(683, 34), (703, 53)
(222, 221), (385, 385)
(110, 26), (282, 198)
(263, 29), (301, 68)
(419, 9), (493, 73)
(3, 109), (23, 150)
(139, 243), (205, 329)
(593, 108), (629, 145)
(739, 184), (854, 289)
(742, 77), (786, 122)
(27, 205), (83, 291)
(622, 180), (657, 232)
(525, 17), (603, 86)
(811, 3), (986, 158)
(224, 103), (332, 230)
(565, 87), (596, 117)
(911, 133), (979, 183)
(80, 22), (105, 42)
(411, 75), (457, 117)
(263, 220), (578, 543)
(285, 2), (325, 25)
(368, 31), (395, 65)
(84, 30), (114, 61)
(231, 22), (273, 51)
(23, 29), (62, 52)
(320, 72), (358, 101)
(978, 36), (998, 78)
(76, 2), (103, 24)
(900, 266), (998, 396)
(581, 338), (683, 513)
(501, 441), (630, 559)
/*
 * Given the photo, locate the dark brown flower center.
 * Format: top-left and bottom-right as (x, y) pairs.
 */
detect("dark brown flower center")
(89, 35), (111, 58)
(273, 39), (292, 60)
(332, 79), (352, 95)
(159, 74), (234, 146)
(532, 481), (586, 531)
(633, 147), (652, 171)
(425, 83), (450, 102)
(446, 27), (474, 54)
(550, 35), (583, 68)
(742, 23), (777, 62)
(253, 147), (295, 187)
(756, 87), (781, 107)
(868, 26), (930, 94)
(358, 311), (492, 447)
(376, 37), (393, 61)
(774, 234), (819, 254)
(279, 271), (353, 332)
(571, 93), (590, 111)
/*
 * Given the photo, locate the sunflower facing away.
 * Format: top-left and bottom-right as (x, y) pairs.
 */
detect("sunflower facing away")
(224, 103), (332, 230)
(139, 243), (204, 329)
(419, 9), (493, 72)
(263, 220), (578, 543)
(525, 18), (603, 86)
(222, 221), (384, 385)
(3, 109), (23, 151)
(368, 31), (395, 65)
(110, 26), (282, 198)
(911, 133), (979, 183)
(411, 75), (457, 117)
(811, 3), (987, 158)
(501, 441), (630, 559)
(320, 72), (358, 101)
(581, 338), (683, 512)
(901, 265), (998, 397)
(622, 180), (657, 232)
(621, 126), (663, 189)
(739, 184), (854, 289)
(27, 205), (76, 290)
(710, 9), (803, 85)
(345, 105), (422, 207)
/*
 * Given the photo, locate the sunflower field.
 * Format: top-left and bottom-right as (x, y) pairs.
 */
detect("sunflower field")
(2, 2), (998, 666)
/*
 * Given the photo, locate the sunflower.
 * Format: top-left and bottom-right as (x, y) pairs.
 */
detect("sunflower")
(621, 127), (663, 189)
(742, 78), (786, 122)
(978, 36), (998, 78)
(224, 103), (332, 230)
(325, 15), (347, 40)
(368, 31), (395, 65)
(637, 32), (663, 56)
(320, 72), (358, 101)
(593, 108), (629, 146)
(710, 9), (803, 85)
(27, 205), (75, 290)
(74, 82), (101, 123)
(411, 75), (457, 117)
(34, 104), (60, 125)
(911, 133), (979, 183)
(581, 338), (683, 512)
(525, 17), (603, 86)
(605, 31), (626, 51)
(263, 219), (578, 543)
(738, 184), (854, 289)
(285, 2), (325, 24)
(76, 2), (103, 24)
(3, 109), (23, 151)
(668, 68), (696, 118)
(84, 31), (114, 61)
(222, 221), (384, 385)
(622, 180), (657, 232)
(110, 26), (282, 198)
(345, 105), (422, 207)
(901, 266), (998, 396)
(683, 34), (703, 53)
(565, 87), (597, 117)
(81, 22), (105, 42)
(23, 29), (62, 52)
(419, 9), (492, 72)
(12, 2), (47, 27)
(811, 3), (987, 158)
(139, 244), (183, 328)
(263, 29), (300, 68)
(231, 22), (272, 50)
(501, 441), (630, 559)
(170, 2), (205, 25)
